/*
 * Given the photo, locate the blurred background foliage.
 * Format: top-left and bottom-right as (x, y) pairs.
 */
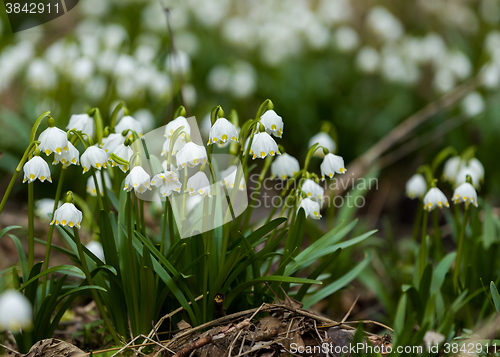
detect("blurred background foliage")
(0, 0), (499, 201)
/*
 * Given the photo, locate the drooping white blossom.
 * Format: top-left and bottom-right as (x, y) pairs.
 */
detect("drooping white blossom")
(81, 146), (108, 173)
(50, 202), (83, 229)
(270, 153), (300, 179)
(320, 153), (346, 179)
(298, 198), (322, 219)
(208, 118), (238, 145)
(66, 113), (95, 138)
(260, 110), (283, 138)
(405, 174), (427, 199)
(53, 142), (79, 167)
(151, 171), (182, 197)
(249, 132), (280, 159)
(308, 132), (336, 158)
(23, 156), (52, 183)
(176, 142), (207, 169)
(185, 171), (211, 197)
(423, 187), (449, 211)
(452, 182), (478, 207)
(165, 116), (191, 139)
(0, 290), (32, 330)
(38, 126), (69, 156)
(124, 166), (151, 193)
(301, 179), (325, 204)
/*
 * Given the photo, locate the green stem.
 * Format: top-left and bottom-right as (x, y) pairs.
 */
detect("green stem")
(160, 199), (168, 257)
(73, 228), (121, 344)
(0, 141), (40, 216)
(454, 206), (470, 292)
(127, 192), (140, 333)
(418, 211), (429, 280)
(243, 155), (273, 229)
(100, 170), (110, 212)
(28, 182), (34, 271)
(140, 199), (146, 235)
(411, 201), (424, 242)
(432, 210), (443, 261)
(91, 169), (104, 211)
(42, 168), (66, 298)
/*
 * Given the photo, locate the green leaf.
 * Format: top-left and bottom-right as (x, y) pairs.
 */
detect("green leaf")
(302, 250), (372, 309)
(431, 252), (456, 294)
(394, 293), (407, 337)
(20, 265), (85, 292)
(99, 210), (120, 270)
(482, 203), (497, 249)
(1, 233), (29, 283)
(225, 276), (321, 308)
(0, 225), (22, 240)
(491, 282), (500, 312)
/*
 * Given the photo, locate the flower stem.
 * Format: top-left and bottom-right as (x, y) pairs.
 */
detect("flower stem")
(418, 211), (429, 279)
(28, 182), (34, 271)
(91, 168), (104, 211)
(42, 168), (66, 298)
(454, 206), (470, 292)
(242, 155), (273, 229)
(411, 201), (423, 242)
(73, 228), (121, 344)
(160, 199), (168, 256)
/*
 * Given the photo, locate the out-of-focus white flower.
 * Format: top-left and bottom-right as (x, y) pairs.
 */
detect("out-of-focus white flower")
(420, 33), (446, 64)
(86, 241), (105, 262)
(86, 172), (112, 197)
(455, 165), (480, 188)
(38, 126), (69, 156)
(67, 113), (95, 138)
(433, 68), (455, 93)
(176, 142), (208, 169)
(250, 132), (280, 159)
(230, 61), (257, 98)
(335, 26), (359, 52)
(101, 133), (125, 153)
(165, 116), (191, 138)
(0, 290), (32, 330)
(366, 6), (404, 42)
(115, 115), (143, 137)
(71, 57), (94, 83)
(271, 153), (300, 179)
(166, 50), (191, 76)
(103, 24), (128, 49)
(207, 65), (231, 93)
(424, 331), (445, 352)
(111, 144), (133, 172)
(298, 198), (322, 219)
(133, 109), (156, 133)
(309, 132), (336, 157)
(124, 166), (151, 194)
(446, 51), (472, 80)
(81, 146), (108, 173)
(320, 154), (346, 179)
(185, 171), (211, 197)
(468, 158), (485, 182)
(406, 174), (427, 199)
(50, 203), (83, 228)
(23, 156), (52, 183)
(356, 46), (380, 73)
(220, 165), (245, 190)
(452, 182), (478, 207)
(26, 59), (57, 90)
(53, 142), (80, 167)
(35, 198), (59, 222)
(481, 63), (500, 89)
(162, 136), (186, 156)
(182, 84), (197, 107)
(443, 156), (462, 182)
(151, 171), (182, 197)
(209, 118), (238, 145)
(260, 110), (284, 138)
(461, 92), (485, 117)
(423, 187), (449, 211)
(301, 179), (325, 204)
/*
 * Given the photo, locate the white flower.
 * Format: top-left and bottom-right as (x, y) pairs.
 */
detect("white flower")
(111, 143), (133, 172)
(0, 290), (32, 330)
(124, 166), (151, 193)
(151, 171), (182, 197)
(23, 156), (52, 183)
(101, 133), (125, 153)
(308, 132), (336, 157)
(86, 172), (112, 197)
(162, 136), (186, 156)
(35, 198), (59, 222)
(208, 118), (238, 145)
(185, 171), (211, 197)
(406, 174), (427, 199)
(176, 142), (207, 169)
(271, 153), (300, 179)
(38, 126), (69, 155)
(166, 50), (191, 76)
(115, 115), (143, 137)
(455, 166), (480, 188)
(53, 142), (79, 167)
(423, 331), (445, 352)
(50, 202), (83, 228)
(220, 165), (245, 190)
(468, 158), (485, 182)
(452, 182), (478, 207)
(320, 153), (346, 179)
(86, 241), (105, 262)
(66, 114), (95, 138)
(461, 91), (485, 117)
(298, 198), (322, 219)
(260, 110), (283, 138)
(301, 179), (325, 204)
(250, 132), (280, 159)
(81, 146), (108, 173)
(165, 116), (191, 138)
(423, 187), (449, 211)
(443, 156), (462, 182)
